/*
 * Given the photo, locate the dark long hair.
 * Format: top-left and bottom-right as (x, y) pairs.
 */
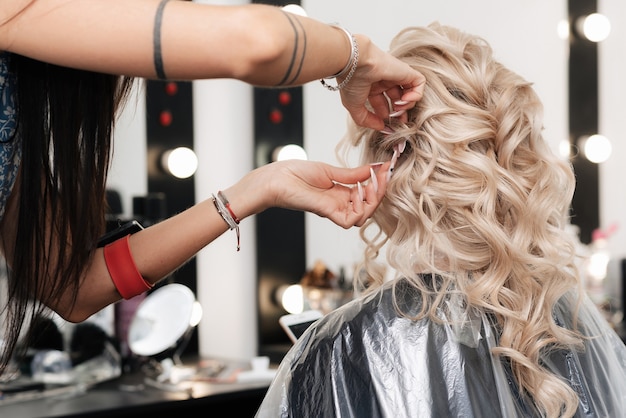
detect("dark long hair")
(1, 54), (134, 371)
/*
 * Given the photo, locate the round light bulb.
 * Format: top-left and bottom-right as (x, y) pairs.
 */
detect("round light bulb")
(273, 144), (308, 162)
(280, 284), (304, 314)
(559, 139), (572, 159)
(577, 13), (611, 42)
(162, 147), (198, 178)
(557, 19), (570, 40)
(580, 134), (612, 163)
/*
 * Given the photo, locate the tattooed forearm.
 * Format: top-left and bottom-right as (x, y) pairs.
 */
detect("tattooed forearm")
(277, 10), (306, 86)
(153, 0), (169, 80)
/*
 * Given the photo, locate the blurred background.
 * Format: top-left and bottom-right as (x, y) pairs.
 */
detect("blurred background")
(97, 0), (626, 363)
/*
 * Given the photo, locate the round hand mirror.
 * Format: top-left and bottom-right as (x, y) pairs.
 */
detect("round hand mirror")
(128, 283), (202, 360)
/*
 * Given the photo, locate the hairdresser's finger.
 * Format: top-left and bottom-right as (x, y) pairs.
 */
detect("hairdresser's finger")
(378, 69), (426, 111)
(399, 77), (426, 103)
(352, 161), (390, 226)
(325, 163), (373, 186)
(347, 106), (386, 131)
(384, 85), (408, 107)
(367, 92), (393, 120)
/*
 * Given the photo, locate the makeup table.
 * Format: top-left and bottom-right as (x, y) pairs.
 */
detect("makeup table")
(0, 357), (271, 418)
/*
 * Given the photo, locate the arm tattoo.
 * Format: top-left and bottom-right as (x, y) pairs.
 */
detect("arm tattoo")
(277, 10), (307, 86)
(153, 0), (170, 80)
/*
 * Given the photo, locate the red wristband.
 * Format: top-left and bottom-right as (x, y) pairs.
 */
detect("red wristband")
(104, 235), (153, 299)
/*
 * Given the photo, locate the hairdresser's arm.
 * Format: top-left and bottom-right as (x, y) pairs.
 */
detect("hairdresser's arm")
(20, 160), (389, 322)
(0, 0), (423, 129)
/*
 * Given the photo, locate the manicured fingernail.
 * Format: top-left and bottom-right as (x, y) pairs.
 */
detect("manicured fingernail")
(369, 162), (384, 168)
(394, 100), (409, 106)
(357, 181), (364, 201)
(370, 167), (379, 193)
(389, 109), (406, 118)
(397, 139), (407, 154)
(379, 125), (395, 135)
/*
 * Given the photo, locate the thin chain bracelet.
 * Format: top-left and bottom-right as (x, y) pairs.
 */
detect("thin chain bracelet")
(320, 25), (359, 91)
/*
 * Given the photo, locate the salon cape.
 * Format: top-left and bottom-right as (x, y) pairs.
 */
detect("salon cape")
(256, 279), (626, 417)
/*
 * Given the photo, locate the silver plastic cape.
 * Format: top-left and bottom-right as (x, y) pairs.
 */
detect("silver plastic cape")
(256, 279), (626, 417)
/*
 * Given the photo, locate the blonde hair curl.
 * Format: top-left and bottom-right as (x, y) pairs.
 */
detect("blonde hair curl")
(338, 23), (584, 418)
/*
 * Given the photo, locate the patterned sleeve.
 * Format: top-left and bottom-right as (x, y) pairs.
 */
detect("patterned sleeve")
(0, 51), (21, 222)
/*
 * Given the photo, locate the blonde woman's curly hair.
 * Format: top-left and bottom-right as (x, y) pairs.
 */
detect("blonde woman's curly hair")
(338, 23), (585, 418)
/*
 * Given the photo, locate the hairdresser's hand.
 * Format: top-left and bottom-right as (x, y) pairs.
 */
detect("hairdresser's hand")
(228, 160), (390, 228)
(270, 160), (390, 228)
(340, 35), (425, 131)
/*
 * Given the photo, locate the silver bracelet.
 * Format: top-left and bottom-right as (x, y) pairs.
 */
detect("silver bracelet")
(212, 192), (240, 251)
(320, 24), (359, 91)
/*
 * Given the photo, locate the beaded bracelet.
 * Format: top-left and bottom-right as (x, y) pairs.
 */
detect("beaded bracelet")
(212, 191), (241, 251)
(320, 24), (359, 91)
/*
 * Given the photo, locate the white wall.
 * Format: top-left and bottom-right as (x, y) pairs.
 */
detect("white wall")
(109, 82), (148, 216)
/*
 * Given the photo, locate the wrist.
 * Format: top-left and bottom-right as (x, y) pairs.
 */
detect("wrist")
(352, 34), (373, 70)
(222, 166), (273, 219)
(328, 25), (355, 79)
(320, 24), (359, 91)
(211, 191), (241, 251)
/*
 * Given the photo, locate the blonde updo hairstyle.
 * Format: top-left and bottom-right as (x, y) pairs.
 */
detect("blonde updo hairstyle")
(338, 23), (584, 418)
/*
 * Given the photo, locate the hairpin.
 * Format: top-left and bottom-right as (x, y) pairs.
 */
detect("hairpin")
(387, 139), (407, 181)
(390, 140), (407, 172)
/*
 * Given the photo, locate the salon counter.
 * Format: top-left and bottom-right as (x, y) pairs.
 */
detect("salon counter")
(0, 358), (271, 418)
